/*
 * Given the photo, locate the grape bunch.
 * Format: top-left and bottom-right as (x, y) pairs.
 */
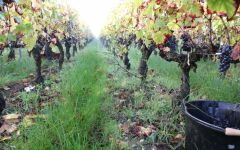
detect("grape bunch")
(219, 44), (232, 75)
(129, 34), (136, 41)
(164, 35), (177, 52)
(136, 39), (143, 49)
(149, 41), (157, 51)
(3, 0), (15, 4)
(180, 33), (193, 52)
(117, 37), (124, 45)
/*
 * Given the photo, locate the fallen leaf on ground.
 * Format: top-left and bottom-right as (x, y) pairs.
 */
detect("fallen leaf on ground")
(116, 139), (128, 149)
(118, 92), (129, 100)
(0, 123), (8, 134)
(22, 79), (29, 83)
(2, 113), (21, 120)
(6, 124), (17, 134)
(170, 134), (185, 144)
(3, 86), (10, 91)
(24, 85), (35, 92)
(175, 134), (183, 140)
(0, 123), (17, 134)
(0, 136), (11, 141)
(120, 123), (129, 134)
(131, 125), (156, 137)
(2, 113), (21, 124)
(138, 126), (153, 137)
(44, 86), (50, 91)
(23, 82), (29, 87)
(29, 73), (34, 77)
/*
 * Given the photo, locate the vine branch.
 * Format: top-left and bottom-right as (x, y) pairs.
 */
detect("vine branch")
(220, 16), (231, 44)
(208, 14), (214, 50)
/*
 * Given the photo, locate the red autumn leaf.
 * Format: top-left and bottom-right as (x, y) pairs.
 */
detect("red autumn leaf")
(231, 43), (240, 61)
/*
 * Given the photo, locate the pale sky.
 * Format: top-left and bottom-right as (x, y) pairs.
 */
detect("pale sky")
(67, 0), (122, 37)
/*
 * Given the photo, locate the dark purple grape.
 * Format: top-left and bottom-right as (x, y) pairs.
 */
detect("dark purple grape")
(164, 35), (177, 52)
(219, 44), (232, 76)
(137, 39), (143, 49)
(181, 33), (193, 52)
(149, 42), (156, 51)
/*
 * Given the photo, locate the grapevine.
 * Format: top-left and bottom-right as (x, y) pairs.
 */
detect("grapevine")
(101, 0), (240, 107)
(0, 0), (92, 83)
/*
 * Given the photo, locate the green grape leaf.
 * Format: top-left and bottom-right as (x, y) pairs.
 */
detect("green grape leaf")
(0, 35), (7, 43)
(15, 22), (33, 34)
(7, 34), (17, 41)
(144, 4), (153, 18)
(189, 3), (201, 16)
(155, 18), (165, 30)
(207, 0), (235, 17)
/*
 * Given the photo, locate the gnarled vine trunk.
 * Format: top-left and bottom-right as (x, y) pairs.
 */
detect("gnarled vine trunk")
(73, 43), (77, 57)
(159, 49), (201, 108)
(173, 63), (191, 108)
(0, 92), (6, 116)
(56, 40), (64, 70)
(123, 52), (131, 70)
(32, 43), (44, 83)
(78, 43), (82, 50)
(45, 42), (53, 61)
(8, 47), (15, 61)
(65, 45), (71, 60)
(138, 46), (153, 82)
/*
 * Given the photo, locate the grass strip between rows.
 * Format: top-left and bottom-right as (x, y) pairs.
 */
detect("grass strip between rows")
(14, 48), (111, 150)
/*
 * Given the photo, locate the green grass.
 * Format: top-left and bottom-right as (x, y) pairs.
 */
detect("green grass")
(17, 89), (40, 112)
(0, 49), (35, 86)
(13, 43), (114, 150)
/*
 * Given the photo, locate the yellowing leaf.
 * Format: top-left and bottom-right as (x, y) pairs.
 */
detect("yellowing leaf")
(152, 31), (164, 44)
(167, 22), (180, 30)
(135, 30), (143, 41)
(23, 34), (37, 50)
